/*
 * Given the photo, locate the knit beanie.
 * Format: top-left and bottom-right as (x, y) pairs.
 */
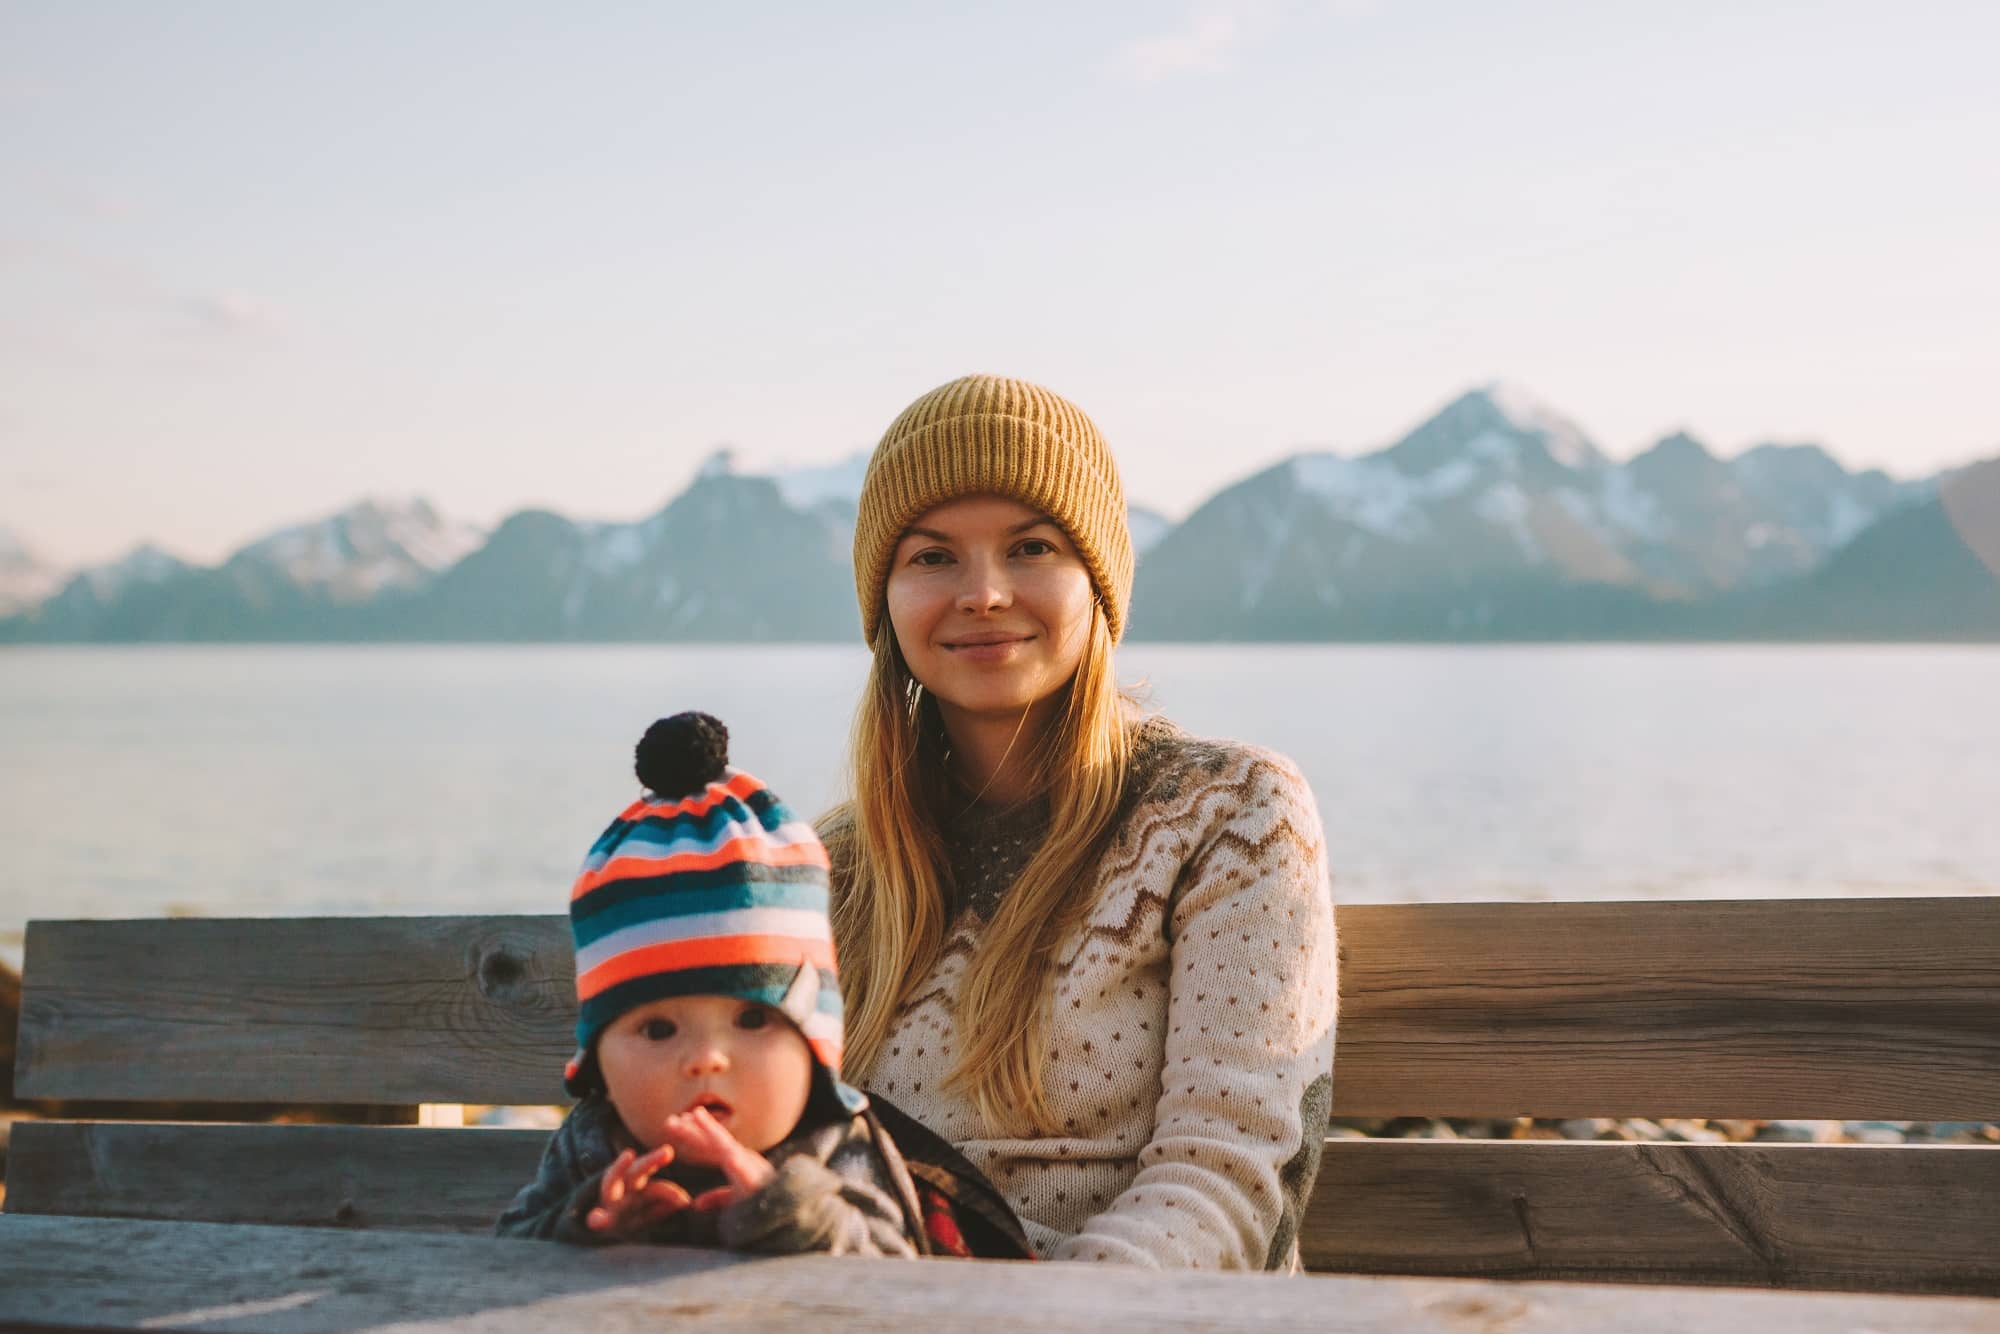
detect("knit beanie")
(564, 712), (852, 1105)
(853, 373), (1134, 645)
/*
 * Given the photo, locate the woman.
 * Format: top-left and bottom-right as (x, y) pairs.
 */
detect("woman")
(821, 374), (1337, 1270)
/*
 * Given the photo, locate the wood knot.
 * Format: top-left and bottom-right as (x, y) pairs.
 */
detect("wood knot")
(474, 944), (532, 999)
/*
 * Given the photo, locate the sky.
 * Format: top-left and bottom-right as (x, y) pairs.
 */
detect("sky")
(4, 0), (1997, 567)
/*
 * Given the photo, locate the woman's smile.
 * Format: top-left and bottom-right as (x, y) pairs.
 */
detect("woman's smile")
(942, 630), (1036, 661)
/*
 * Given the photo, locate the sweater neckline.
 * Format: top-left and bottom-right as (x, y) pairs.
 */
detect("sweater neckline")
(939, 714), (1182, 837)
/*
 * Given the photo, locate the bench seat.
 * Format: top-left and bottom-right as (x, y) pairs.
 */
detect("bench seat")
(7, 899), (2000, 1297)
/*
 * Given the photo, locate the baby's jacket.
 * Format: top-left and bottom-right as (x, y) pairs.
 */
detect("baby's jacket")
(495, 1093), (924, 1257)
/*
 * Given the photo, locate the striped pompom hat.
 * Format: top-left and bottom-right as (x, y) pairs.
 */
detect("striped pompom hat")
(563, 712), (845, 1098)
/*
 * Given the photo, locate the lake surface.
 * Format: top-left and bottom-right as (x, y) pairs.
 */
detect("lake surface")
(3, 644), (1996, 966)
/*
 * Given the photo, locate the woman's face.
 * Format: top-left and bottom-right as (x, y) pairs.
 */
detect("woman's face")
(885, 494), (1095, 728)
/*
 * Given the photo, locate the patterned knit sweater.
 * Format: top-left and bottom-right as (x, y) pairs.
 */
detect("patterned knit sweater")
(822, 716), (1338, 1270)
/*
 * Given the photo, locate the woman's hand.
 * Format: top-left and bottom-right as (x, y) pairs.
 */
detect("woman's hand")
(658, 1106), (777, 1209)
(584, 1144), (691, 1237)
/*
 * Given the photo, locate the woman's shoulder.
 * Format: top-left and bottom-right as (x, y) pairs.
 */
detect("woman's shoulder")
(1122, 713), (1316, 819)
(1120, 716), (1329, 917)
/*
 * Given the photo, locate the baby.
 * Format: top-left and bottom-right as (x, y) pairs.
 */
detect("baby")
(496, 712), (931, 1255)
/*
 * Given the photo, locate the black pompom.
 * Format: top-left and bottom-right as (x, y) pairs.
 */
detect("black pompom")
(634, 712), (730, 798)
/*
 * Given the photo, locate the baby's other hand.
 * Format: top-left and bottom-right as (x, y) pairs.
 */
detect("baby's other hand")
(659, 1106), (776, 1206)
(584, 1145), (690, 1238)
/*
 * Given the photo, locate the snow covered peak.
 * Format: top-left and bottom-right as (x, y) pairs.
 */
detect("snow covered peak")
(0, 525), (71, 615)
(696, 448), (737, 481)
(1476, 382), (1603, 470)
(1293, 452), (1452, 540)
(1385, 384), (1606, 479)
(81, 543), (187, 599)
(772, 452), (869, 511)
(233, 496), (484, 600)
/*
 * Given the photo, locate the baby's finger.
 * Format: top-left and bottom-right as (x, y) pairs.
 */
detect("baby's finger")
(635, 1183), (692, 1223)
(602, 1153), (634, 1206)
(624, 1143), (675, 1186)
(690, 1185), (737, 1213)
(642, 1180), (692, 1210)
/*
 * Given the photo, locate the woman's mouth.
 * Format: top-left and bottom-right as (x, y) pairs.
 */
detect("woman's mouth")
(943, 634), (1033, 661)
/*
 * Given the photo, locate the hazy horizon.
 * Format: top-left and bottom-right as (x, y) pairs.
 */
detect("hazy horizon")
(8, 376), (1982, 573)
(7, 1), (1997, 567)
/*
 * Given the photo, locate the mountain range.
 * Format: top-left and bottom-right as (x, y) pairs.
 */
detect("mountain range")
(5, 385), (1996, 642)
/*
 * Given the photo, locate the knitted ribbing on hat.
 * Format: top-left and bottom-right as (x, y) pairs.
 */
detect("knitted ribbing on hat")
(853, 374), (1134, 644)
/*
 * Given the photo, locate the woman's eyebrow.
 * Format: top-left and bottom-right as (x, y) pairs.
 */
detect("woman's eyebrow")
(902, 517), (1056, 542)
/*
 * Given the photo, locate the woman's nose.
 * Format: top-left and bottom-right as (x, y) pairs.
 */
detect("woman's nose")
(954, 556), (1011, 612)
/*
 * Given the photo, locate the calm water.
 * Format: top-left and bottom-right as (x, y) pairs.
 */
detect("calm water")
(3, 644), (1997, 966)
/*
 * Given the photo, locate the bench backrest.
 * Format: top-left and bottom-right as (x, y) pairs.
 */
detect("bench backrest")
(9, 899), (2000, 1293)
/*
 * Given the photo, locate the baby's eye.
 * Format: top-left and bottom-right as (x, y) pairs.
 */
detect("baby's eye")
(736, 1006), (770, 1031)
(640, 1018), (677, 1041)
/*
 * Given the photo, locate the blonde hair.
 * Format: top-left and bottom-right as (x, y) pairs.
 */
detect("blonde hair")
(828, 606), (1134, 1135)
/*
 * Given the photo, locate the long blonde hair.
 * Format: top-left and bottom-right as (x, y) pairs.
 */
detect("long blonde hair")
(828, 605), (1134, 1134)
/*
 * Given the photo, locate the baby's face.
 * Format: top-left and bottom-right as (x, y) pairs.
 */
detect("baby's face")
(597, 994), (814, 1154)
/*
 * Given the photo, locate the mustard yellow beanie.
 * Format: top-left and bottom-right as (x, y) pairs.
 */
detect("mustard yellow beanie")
(853, 374), (1134, 644)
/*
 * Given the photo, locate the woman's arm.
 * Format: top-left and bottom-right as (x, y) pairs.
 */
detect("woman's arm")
(1048, 750), (1338, 1269)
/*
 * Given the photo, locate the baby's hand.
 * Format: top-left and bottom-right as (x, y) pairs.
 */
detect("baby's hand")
(658, 1106), (776, 1209)
(584, 1144), (691, 1238)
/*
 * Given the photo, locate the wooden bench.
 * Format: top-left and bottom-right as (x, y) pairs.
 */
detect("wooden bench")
(5, 898), (1999, 1317)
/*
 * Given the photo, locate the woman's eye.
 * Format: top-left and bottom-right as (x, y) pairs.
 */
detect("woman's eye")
(1016, 538), (1057, 557)
(640, 1019), (677, 1041)
(736, 1007), (770, 1031)
(909, 549), (950, 567)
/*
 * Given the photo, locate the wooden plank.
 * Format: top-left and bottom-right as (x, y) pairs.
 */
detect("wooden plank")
(2, 1215), (1997, 1334)
(3, 1122), (548, 1233)
(1304, 1139), (2000, 1295)
(12, 1123), (2000, 1296)
(16, 899), (2000, 1116)
(1333, 897), (2000, 1119)
(15, 916), (574, 1104)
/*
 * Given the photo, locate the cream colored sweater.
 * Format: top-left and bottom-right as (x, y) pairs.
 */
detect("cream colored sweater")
(826, 718), (1338, 1270)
